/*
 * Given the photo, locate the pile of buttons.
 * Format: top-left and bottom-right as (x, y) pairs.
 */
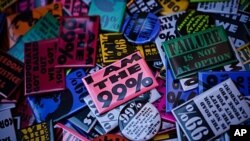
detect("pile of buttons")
(0, 0), (249, 140)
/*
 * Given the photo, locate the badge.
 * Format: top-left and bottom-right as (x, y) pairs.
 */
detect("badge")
(82, 52), (158, 114)
(155, 11), (185, 68)
(24, 39), (65, 95)
(100, 33), (160, 66)
(0, 51), (23, 98)
(6, 3), (62, 48)
(68, 107), (97, 133)
(158, 0), (189, 15)
(237, 42), (250, 70)
(163, 26), (237, 79)
(93, 134), (128, 141)
(197, 0), (240, 14)
(122, 12), (160, 44)
(118, 101), (161, 141)
(54, 123), (90, 141)
(177, 10), (215, 35)
(127, 0), (163, 14)
(0, 109), (17, 141)
(18, 121), (53, 141)
(55, 16), (99, 67)
(62, 0), (88, 16)
(88, 0), (126, 32)
(166, 68), (198, 112)
(28, 89), (86, 122)
(8, 11), (60, 62)
(172, 78), (250, 141)
(198, 71), (250, 104)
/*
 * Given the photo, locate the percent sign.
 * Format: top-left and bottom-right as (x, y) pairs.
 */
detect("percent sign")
(97, 72), (153, 108)
(57, 43), (74, 65)
(100, 112), (117, 130)
(177, 104), (197, 127)
(176, 104), (209, 141)
(167, 91), (196, 109)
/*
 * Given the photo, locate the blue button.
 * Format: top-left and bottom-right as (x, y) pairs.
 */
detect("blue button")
(122, 12), (160, 44)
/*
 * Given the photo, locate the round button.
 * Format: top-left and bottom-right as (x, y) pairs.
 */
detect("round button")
(122, 12), (160, 44)
(118, 100), (161, 141)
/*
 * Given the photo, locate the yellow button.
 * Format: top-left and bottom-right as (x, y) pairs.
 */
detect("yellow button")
(158, 0), (189, 15)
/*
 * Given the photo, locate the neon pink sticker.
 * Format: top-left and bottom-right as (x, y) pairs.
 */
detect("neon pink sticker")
(56, 16), (99, 68)
(153, 74), (175, 123)
(82, 52), (158, 114)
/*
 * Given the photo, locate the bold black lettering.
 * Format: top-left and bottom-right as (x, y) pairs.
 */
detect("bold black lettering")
(109, 70), (128, 84)
(93, 79), (108, 89)
(84, 76), (94, 84)
(103, 65), (120, 77)
(121, 53), (142, 68)
(127, 63), (141, 75)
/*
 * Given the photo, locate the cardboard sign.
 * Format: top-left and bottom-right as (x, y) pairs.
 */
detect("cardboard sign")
(18, 121), (53, 141)
(55, 16), (99, 67)
(0, 51), (23, 98)
(83, 52), (158, 114)
(62, 0), (88, 16)
(212, 11), (250, 48)
(127, 0), (162, 14)
(198, 71), (250, 104)
(0, 0), (17, 11)
(88, 0), (126, 32)
(172, 78), (250, 141)
(54, 123), (90, 141)
(163, 26), (237, 79)
(197, 0), (240, 14)
(153, 72), (176, 122)
(166, 68), (198, 112)
(0, 109), (17, 141)
(8, 12), (60, 62)
(155, 11), (185, 68)
(28, 89), (86, 122)
(237, 42), (250, 70)
(68, 107), (97, 133)
(100, 33), (160, 65)
(7, 3), (62, 48)
(24, 39), (65, 95)
(158, 0), (188, 15)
